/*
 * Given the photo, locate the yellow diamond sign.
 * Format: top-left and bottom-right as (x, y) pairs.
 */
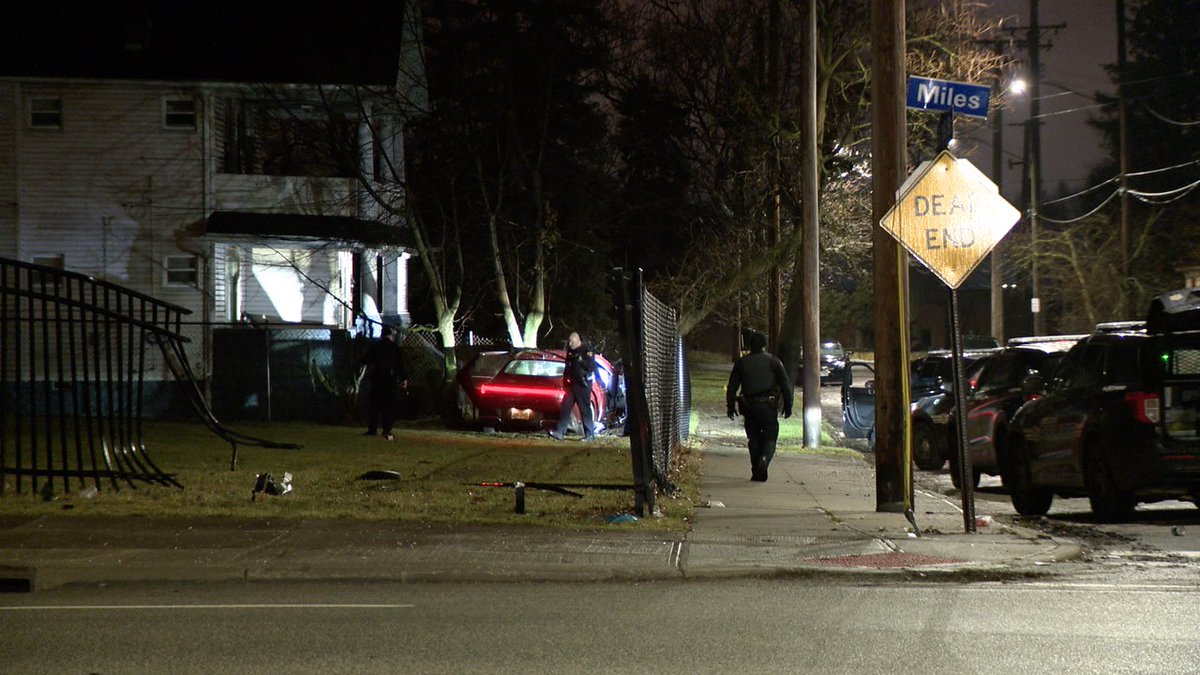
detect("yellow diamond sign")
(880, 150), (1021, 288)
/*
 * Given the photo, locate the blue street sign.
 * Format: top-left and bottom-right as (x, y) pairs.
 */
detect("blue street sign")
(906, 76), (991, 119)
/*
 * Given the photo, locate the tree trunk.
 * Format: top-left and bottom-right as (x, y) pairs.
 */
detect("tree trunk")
(522, 234), (546, 348)
(488, 212), (526, 347)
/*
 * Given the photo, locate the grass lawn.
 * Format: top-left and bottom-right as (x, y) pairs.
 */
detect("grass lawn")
(1, 350), (858, 529)
(0, 421), (701, 531)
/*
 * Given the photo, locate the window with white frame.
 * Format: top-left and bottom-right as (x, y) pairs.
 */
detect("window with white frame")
(163, 97), (197, 129)
(29, 97), (62, 128)
(164, 255), (199, 287)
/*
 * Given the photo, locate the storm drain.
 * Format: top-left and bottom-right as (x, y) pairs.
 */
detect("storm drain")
(802, 552), (967, 569)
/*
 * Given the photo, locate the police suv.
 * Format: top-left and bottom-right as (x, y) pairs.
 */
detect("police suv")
(1005, 290), (1200, 522)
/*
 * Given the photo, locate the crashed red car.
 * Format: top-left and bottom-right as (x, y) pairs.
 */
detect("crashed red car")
(457, 349), (620, 434)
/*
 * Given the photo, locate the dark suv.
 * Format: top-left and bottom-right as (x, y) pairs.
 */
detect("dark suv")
(1006, 318), (1200, 522)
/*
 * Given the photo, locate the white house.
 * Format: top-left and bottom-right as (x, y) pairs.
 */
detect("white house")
(0, 2), (423, 388)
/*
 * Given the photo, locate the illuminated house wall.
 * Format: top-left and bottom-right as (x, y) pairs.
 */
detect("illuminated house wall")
(0, 2), (425, 387)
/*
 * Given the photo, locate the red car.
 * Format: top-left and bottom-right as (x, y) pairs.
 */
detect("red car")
(457, 349), (620, 434)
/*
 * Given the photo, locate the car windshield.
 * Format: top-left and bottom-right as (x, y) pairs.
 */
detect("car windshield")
(504, 358), (565, 378)
(470, 353), (511, 378)
(821, 342), (843, 357)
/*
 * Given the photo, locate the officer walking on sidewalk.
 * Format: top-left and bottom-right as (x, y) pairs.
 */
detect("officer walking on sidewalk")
(726, 331), (793, 481)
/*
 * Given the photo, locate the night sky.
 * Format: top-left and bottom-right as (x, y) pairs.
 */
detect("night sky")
(963, 0), (1119, 203)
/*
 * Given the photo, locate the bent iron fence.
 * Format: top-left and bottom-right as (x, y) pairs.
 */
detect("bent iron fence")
(0, 257), (296, 498)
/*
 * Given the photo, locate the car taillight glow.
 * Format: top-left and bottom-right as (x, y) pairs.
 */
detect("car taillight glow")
(1125, 391), (1160, 425)
(478, 383), (565, 401)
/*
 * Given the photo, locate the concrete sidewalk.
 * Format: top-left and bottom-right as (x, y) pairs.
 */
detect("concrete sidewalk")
(0, 449), (1080, 591)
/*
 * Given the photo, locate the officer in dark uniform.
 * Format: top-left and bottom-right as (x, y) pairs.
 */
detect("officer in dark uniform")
(726, 331), (793, 481)
(363, 324), (407, 441)
(550, 331), (597, 441)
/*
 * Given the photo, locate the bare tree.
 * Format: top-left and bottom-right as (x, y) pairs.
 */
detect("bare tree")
(606, 0), (1005, 346)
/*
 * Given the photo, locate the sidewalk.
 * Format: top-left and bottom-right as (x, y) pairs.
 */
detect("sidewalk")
(0, 449), (1081, 591)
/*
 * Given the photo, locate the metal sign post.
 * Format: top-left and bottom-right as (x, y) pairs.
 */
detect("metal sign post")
(948, 288), (976, 532)
(879, 148), (1020, 533)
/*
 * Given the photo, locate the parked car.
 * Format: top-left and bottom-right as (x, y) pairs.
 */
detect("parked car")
(910, 351), (998, 470)
(1006, 311), (1200, 522)
(840, 349), (995, 468)
(799, 340), (849, 385)
(952, 335), (1087, 488)
(457, 349), (620, 434)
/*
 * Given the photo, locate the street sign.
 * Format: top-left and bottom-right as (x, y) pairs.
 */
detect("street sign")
(906, 76), (990, 119)
(879, 151), (1020, 289)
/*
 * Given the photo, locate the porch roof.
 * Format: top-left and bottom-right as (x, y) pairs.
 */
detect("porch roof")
(204, 211), (411, 250)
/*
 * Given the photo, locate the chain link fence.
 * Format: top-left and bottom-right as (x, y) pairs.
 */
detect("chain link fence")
(205, 323), (447, 423)
(610, 268), (691, 514)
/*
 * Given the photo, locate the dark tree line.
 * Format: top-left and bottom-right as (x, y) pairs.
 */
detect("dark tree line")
(398, 0), (1005, 353)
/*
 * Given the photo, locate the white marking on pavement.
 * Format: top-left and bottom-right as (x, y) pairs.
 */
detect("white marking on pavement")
(0, 603), (416, 611)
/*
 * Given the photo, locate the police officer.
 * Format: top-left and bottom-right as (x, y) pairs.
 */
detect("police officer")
(363, 324), (407, 441)
(550, 331), (597, 441)
(726, 331), (793, 481)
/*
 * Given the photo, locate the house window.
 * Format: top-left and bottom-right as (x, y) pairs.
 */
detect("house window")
(29, 97), (63, 128)
(164, 255), (199, 287)
(32, 254), (64, 270)
(163, 97), (197, 129)
(29, 254), (65, 284)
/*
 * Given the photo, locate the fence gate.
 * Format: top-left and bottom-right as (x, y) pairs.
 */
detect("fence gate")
(1, 257), (295, 498)
(610, 268), (691, 515)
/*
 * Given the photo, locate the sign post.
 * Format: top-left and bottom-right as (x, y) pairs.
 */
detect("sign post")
(880, 150), (1021, 533)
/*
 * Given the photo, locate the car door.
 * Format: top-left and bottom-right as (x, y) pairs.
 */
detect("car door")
(964, 350), (1021, 470)
(1022, 342), (1104, 488)
(841, 361), (876, 439)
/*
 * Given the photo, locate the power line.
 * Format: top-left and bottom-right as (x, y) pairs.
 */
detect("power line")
(1039, 188), (1120, 224)
(1042, 175), (1119, 206)
(1141, 103), (1200, 127)
(1128, 178), (1200, 204)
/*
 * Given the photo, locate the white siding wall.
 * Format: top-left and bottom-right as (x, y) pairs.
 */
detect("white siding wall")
(14, 81), (207, 315)
(4, 79), (410, 335)
(212, 173), (358, 216)
(0, 83), (17, 257)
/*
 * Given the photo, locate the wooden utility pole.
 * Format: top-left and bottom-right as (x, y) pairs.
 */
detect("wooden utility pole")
(1117, 0), (1131, 315)
(990, 41), (1006, 344)
(1029, 0), (1045, 335)
(767, 0), (783, 350)
(799, 0), (820, 448)
(870, 0), (910, 512)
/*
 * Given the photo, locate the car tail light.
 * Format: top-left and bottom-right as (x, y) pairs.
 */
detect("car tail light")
(479, 383), (565, 401)
(1125, 391), (1161, 425)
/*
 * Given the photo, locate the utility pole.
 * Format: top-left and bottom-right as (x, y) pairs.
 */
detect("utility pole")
(1117, 0), (1131, 316)
(1028, 0), (1044, 335)
(1004, 0), (1063, 336)
(767, 0), (783, 350)
(984, 39), (1008, 344)
(799, 0), (820, 449)
(870, 0), (910, 513)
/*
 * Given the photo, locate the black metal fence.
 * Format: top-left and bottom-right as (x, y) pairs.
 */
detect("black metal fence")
(611, 268), (691, 514)
(0, 257), (189, 496)
(1, 257), (300, 497)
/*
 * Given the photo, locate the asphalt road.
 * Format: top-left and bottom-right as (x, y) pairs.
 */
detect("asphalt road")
(821, 382), (1200, 587)
(2, 578), (1197, 673)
